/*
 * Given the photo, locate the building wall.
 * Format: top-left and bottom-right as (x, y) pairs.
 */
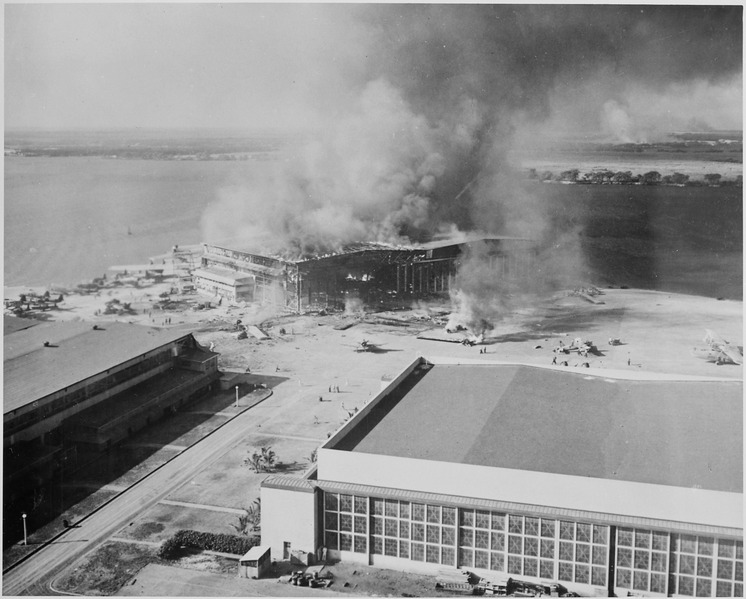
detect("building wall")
(198, 244), (289, 306)
(317, 486), (744, 597)
(64, 370), (218, 449)
(316, 449), (742, 531)
(193, 272), (254, 302)
(261, 486), (318, 560)
(5, 351), (175, 447)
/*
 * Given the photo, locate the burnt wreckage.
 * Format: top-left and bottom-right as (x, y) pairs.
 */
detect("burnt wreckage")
(193, 237), (535, 312)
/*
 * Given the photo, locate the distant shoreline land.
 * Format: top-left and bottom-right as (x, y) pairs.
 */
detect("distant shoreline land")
(4, 128), (743, 298)
(6, 128), (742, 183)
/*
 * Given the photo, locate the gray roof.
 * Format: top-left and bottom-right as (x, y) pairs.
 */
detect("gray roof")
(4, 321), (194, 413)
(4, 315), (41, 336)
(262, 474), (316, 493)
(335, 364), (743, 493)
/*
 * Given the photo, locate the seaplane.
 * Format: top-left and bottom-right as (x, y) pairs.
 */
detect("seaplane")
(692, 329), (743, 365)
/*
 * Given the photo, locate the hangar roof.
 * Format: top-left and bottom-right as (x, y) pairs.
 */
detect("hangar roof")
(4, 315), (41, 336)
(4, 321), (193, 414)
(334, 364), (743, 493)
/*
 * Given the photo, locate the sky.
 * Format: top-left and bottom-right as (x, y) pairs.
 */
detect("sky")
(5, 3), (743, 135)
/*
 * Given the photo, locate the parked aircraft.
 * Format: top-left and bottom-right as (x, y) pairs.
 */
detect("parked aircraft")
(692, 329), (743, 365)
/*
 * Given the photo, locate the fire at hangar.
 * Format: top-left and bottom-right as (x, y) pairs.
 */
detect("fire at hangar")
(193, 236), (536, 313)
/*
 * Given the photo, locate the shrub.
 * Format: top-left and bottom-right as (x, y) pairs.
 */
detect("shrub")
(160, 529), (260, 557)
(158, 536), (183, 559)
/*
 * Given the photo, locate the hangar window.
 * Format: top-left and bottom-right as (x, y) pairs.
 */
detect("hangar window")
(324, 492), (367, 554)
(460, 509), (508, 573)
(709, 537), (743, 597)
(354, 496), (367, 514)
(559, 522), (609, 588)
(368, 497), (456, 566)
(670, 534), (743, 596)
(541, 519), (556, 538)
(616, 527), (668, 595)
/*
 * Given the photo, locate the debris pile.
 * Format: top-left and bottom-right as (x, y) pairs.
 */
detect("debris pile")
(435, 570), (580, 597)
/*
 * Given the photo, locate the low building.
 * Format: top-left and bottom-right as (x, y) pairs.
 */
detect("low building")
(240, 545), (272, 578)
(4, 318), (219, 498)
(193, 244), (289, 305)
(261, 358), (743, 597)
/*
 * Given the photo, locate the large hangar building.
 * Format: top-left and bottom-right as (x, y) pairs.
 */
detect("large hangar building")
(261, 358), (743, 597)
(194, 236), (535, 311)
(4, 318), (219, 502)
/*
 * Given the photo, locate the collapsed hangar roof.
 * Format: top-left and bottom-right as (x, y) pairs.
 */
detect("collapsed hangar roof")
(332, 363), (743, 494)
(206, 235), (534, 267)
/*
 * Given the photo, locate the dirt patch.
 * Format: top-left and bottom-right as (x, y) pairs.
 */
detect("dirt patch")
(129, 521), (165, 541)
(168, 552), (236, 574)
(115, 504), (245, 542)
(315, 561), (436, 597)
(54, 540), (157, 595)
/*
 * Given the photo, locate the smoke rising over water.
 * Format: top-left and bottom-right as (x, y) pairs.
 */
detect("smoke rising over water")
(201, 5), (742, 325)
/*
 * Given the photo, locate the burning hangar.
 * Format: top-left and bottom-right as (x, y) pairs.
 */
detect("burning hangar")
(192, 236), (535, 311)
(261, 357), (743, 598)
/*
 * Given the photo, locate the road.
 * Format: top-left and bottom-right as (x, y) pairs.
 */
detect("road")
(2, 388), (294, 596)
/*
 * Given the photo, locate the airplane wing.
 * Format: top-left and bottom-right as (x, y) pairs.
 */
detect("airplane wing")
(721, 345), (743, 365)
(705, 329), (742, 364)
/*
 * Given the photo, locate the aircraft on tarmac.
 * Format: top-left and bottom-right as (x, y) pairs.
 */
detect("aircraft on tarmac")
(554, 337), (598, 358)
(351, 339), (382, 353)
(692, 329), (743, 365)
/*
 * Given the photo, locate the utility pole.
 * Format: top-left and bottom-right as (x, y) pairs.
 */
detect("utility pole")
(235, 385), (239, 408)
(22, 512), (27, 545)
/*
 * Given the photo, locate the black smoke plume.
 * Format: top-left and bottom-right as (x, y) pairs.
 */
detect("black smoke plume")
(202, 5), (741, 324)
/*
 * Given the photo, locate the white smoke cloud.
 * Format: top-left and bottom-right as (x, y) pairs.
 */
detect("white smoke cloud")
(202, 77), (481, 256)
(601, 100), (637, 143)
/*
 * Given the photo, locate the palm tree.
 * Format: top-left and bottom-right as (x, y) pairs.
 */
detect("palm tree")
(233, 498), (261, 535)
(244, 450), (264, 473)
(246, 498), (261, 532)
(232, 511), (252, 536)
(260, 446), (276, 471)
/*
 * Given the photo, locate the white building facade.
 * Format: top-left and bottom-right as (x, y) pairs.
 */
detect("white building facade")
(262, 358), (743, 597)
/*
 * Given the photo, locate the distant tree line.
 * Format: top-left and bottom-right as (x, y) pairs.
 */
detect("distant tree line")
(528, 168), (742, 187)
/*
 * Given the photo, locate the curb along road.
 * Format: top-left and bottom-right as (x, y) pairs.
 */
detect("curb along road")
(3, 389), (273, 596)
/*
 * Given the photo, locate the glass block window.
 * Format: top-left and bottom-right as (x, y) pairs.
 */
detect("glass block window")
(712, 538), (744, 597)
(369, 498), (456, 566)
(670, 534), (743, 597)
(558, 521), (609, 587)
(541, 519), (556, 538)
(616, 527), (668, 594)
(325, 492), (367, 553)
(459, 509), (507, 572)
